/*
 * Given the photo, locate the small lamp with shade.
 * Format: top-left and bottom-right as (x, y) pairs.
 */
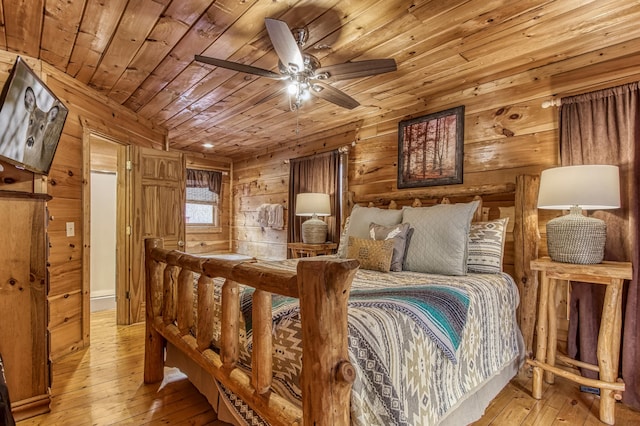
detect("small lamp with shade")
(537, 165), (621, 264)
(295, 192), (331, 244)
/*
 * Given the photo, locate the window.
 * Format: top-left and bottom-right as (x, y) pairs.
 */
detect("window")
(186, 168), (222, 227)
(186, 185), (219, 225)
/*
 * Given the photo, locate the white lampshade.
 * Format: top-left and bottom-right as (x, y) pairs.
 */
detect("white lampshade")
(537, 165), (620, 210)
(295, 193), (331, 244)
(537, 165), (620, 264)
(295, 193), (331, 216)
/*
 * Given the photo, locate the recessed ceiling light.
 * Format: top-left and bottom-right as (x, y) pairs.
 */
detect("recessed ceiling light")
(203, 143), (214, 149)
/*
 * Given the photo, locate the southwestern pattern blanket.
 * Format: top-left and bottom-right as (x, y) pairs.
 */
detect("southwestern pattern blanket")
(196, 259), (524, 425)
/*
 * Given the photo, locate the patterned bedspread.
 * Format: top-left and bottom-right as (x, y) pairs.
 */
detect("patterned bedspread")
(201, 258), (524, 426)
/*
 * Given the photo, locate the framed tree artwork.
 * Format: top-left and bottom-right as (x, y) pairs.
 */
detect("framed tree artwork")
(397, 105), (464, 188)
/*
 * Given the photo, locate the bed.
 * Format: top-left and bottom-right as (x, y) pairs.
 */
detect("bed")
(144, 176), (541, 425)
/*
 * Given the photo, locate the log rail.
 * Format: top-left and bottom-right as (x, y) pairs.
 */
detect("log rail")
(144, 239), (359, 426)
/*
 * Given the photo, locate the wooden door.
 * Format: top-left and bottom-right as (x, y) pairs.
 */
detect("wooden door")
(129, 146), (185, 324)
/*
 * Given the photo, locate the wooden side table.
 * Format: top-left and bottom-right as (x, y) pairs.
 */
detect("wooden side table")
(527, 257), (632, 425)
(288, 242), (337, 259)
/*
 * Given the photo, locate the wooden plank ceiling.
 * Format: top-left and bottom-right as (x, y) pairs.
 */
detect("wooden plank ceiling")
(1, 0), (639, 159)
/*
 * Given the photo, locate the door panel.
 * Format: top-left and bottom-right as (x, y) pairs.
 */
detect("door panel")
(129, 146), (185, 323)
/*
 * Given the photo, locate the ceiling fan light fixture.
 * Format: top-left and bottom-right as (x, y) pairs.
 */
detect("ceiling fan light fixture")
(194, 18), (396, 112)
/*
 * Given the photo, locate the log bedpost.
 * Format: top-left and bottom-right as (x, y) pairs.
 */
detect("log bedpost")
(144, 238), (166, 383)
(514, 174), (540, 357)
(297, 257), (359, 426)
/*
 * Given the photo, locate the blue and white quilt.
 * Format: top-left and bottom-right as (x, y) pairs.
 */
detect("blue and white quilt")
(203, 259), (524, 425)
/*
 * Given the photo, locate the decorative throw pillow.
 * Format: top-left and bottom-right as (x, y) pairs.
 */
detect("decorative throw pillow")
(402, 200), (479, 276)
(369, 222), (411, 272)
(337, 204), (403, 258)
(467, 218), (509, 273)
(336, 215), (351, 258)
(402, 227), (415, 271)
(347, 236), (394, 272)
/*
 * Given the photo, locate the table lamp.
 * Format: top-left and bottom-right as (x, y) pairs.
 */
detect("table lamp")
(537, 165), (620, 264)
(295, 193), (331, 244)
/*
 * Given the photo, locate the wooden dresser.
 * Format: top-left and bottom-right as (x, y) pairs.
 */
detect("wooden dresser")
(0, 191), (51, 421)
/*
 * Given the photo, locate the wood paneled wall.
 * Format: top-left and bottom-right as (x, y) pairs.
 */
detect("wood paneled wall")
(0, 51), (166, 360)
(45, 67), (165, 360)
(232, 122), (358, 259)
(232, 49), (640, 348)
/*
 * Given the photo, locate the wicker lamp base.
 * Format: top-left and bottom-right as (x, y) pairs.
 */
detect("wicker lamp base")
(546, 212), (606, 264)
(301, 215), (327, 244)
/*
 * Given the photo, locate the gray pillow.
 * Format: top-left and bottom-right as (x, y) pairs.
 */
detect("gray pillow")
(402, 201), (479, 275)
(369, 222), (411, 272)
(337, 204), (403, 258)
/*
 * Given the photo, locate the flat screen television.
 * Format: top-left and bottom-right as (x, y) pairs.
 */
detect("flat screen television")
(0, 56), (68, 175)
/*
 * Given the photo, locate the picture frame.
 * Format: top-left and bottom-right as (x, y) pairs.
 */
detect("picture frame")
(397, 105), (464, 188)
(0, 56), (68, 175)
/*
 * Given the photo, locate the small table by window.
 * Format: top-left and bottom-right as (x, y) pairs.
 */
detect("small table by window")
(528, 257), (632, 425)
(288, 242), (337, 259)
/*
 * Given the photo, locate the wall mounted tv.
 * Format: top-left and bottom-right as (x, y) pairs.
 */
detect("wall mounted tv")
(0, 56), (68, 175)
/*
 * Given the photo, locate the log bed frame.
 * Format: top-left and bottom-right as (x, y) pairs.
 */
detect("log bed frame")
(144, 175), (540, 426)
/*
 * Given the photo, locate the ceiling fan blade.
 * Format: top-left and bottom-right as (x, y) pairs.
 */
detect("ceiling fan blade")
(264, 18), (304, 73)
(195, 55), (284, 80)
(315, 59), (397, 81)
(309, 81), (359, 110)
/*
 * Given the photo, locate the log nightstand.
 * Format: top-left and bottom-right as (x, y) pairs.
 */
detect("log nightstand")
(527, 257), (632, 425)
(288, 242), (337, 259)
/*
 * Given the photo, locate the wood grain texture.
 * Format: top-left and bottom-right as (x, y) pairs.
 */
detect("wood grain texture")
(297, 258), (358, 426)
(0, 198), (49, 420)
(10, 310), (640, 425)
(0, 0), (636, 402)
(529, 259), (632, 425)
(0, 1), (637, 158)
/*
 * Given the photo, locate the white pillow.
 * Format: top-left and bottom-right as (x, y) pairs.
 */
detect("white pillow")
(337, 204), (403, 258)
(402, 201), (479, 275)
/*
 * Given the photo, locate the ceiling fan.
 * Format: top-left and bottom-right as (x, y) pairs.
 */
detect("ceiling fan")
(195, 18), (397, 111)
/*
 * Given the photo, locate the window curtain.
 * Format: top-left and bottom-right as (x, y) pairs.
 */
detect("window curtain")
(559, 81), (640, 409)
(186, 168), (222, 196)
(288, 150), (344, 244)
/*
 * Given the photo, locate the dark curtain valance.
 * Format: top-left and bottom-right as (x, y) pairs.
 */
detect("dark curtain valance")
(186, 168), (222, 195)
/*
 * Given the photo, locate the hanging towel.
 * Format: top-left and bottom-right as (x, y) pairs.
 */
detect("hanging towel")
(258, 204), (284, 230)
(268, 204), (284, 230)
(258, 204), (270, 228)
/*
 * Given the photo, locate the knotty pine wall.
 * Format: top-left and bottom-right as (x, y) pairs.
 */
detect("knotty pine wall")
(0, 51), (166, 360)
(232, 50), (640, 350)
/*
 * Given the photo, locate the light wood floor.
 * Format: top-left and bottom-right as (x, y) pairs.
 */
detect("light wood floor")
(16, 310), (640, 425)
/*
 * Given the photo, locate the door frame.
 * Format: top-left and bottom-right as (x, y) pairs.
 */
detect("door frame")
(82, 127), (131, 339)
